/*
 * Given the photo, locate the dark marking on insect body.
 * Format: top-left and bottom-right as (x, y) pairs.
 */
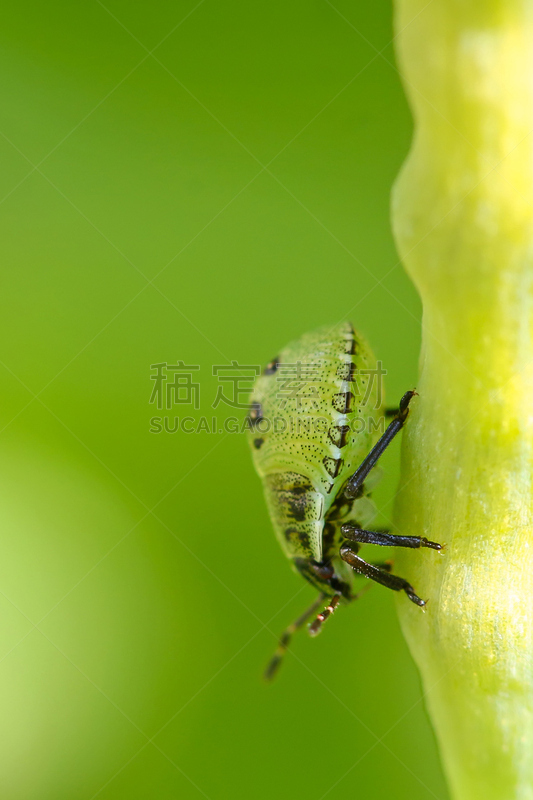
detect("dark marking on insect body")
(328, 424), (350, 448)
(332, 392), (354, 414)
(291, 484), (311, 495)
(253, 438), (264, 450)
(323, 456), (343, 479)
(284, 527), (310, 551)
(285, 493), (309, 522)
(248, 401), (263, 426)
(264, 357), (280, 375)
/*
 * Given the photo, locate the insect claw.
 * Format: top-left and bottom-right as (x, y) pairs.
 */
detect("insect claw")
(406, 587), (427, 607)
(423, 537), (443, 550)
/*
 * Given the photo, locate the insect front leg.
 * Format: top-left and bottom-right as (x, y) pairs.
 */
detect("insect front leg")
(341, 524), (442, 551)
(308, 594), (341, 637)
(339, 543), (426, 606)
(344, 390), (415, 500)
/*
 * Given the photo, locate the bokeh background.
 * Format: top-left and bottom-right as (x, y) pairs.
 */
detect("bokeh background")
(0, 1), (449, 798)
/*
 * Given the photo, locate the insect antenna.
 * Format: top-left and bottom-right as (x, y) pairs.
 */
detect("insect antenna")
(308, 594), (342, 637)
(264, 594), (325, 681)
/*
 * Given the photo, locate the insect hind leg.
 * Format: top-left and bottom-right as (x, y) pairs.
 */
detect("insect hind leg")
(264, 595), (325, 681)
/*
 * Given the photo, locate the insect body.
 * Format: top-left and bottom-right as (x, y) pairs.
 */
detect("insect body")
(247, 322), (442, 679)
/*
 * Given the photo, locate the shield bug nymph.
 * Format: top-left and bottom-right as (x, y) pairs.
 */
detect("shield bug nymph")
(247, 322), (442, 679)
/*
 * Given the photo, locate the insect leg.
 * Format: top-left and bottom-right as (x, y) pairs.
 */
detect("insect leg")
(339, 543), (426, 606)
(344, 390), (415, 500)
(341, 524), (442, 551)
(264, 594), (325, 681)
(308, 594), (341, 637)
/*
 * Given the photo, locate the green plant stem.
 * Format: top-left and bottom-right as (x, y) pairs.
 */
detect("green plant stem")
(392, 2), (533, 799)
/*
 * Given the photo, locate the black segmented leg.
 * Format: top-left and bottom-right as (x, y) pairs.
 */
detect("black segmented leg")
(308, 594), (341, 637)
(339, 543), (426, 606)
(341, 524), (442, 551)
(264, 594), (325, 681)
(345, 390), (415, 500)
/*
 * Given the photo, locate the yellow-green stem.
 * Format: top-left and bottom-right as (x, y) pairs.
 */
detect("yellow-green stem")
(392, 2), (533, 799)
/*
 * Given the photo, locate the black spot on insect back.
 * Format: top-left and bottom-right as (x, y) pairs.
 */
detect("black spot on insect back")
(253, 438), (264, 450)
(264, 357), (280, 375)
(323, 456), (343, 478)
(332, 392), (354, 414)
(248, 401), (263, 426)
(328, 424), (350, 448)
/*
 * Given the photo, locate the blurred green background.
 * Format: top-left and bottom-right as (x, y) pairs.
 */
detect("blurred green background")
(0, 1), (448, 798)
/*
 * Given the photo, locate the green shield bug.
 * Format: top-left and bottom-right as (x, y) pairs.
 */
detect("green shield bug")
(247, 322), (442, 679)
